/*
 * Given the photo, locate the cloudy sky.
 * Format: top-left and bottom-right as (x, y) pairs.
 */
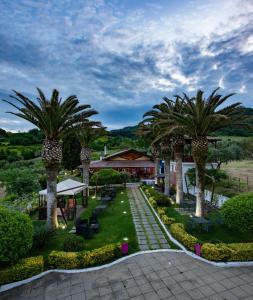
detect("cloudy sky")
(0, 0), (253, 131)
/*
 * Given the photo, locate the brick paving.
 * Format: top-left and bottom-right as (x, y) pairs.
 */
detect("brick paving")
(1, 251), (253, 299)
(127, 186), (170, 250)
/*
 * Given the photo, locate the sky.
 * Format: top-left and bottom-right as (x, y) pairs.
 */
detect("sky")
(0, 0), (253, 132)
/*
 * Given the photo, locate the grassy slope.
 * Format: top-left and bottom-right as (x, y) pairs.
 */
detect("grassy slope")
(165, 207), (252, 244)
(31, 189), (139, 260)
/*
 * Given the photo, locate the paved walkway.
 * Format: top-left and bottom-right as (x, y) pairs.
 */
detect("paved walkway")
(127, 186), (170, 250)
(2, 251), (253, 300)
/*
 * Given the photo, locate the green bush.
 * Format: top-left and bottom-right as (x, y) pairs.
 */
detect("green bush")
(201, 243), (232, 261)
(48, 243), (121, 269)
(33, 223), (49, 249)
(228, 243), (253, 261)
(78, 244), (121, 267)
(170, 223), (198, 251)
(161, 215), (175, 225)
(155, 194), (172, 207)
(201, 242), (253, 262)
(0, 256), (44, 285)
(221, 193), (253, 232)
(48, 251), (79, 269)
(90, 169), (130, 186)
(157, 207), (166, 217)
(0, 206), (34, 264)
(62, 235), (85, 252)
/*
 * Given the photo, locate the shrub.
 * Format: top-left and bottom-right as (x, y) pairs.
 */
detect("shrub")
(221, 193), (253, 232)
(90, 169), (130, 186)
(33, 223), (49, 249)
(157, 207), (166, 217)
(78, 244), (121, 267)
(201, 243), (233, 261)
(161, 215), (175, 225)
(63, 235), (85, 252)
(227, 243), (253, 261)
(170, 223), (198, 251)
(48, 251), (79, 269)
(155, 194), (172, 207)
(0, 206), (34, 264)
(48, 244), (121, 269)
(0, 256), (44, 285)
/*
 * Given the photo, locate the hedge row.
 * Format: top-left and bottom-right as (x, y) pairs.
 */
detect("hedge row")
(170, 223), (198, 251)
(202, 243), (253, 261)
(0, 256), (44, 285)
(141, 185), (172, 207)
(170, 222), (253, 262)
(0, 243), (121, 285)
(48, 243), (121, 269)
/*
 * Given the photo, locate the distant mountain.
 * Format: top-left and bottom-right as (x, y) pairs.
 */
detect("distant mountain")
(215, 107), (253, 137)
(109, 125), (138, 139)
(109, 107), (253, 138)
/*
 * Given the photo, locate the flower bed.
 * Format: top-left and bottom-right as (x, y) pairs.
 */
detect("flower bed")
(141, 185), (253, 262)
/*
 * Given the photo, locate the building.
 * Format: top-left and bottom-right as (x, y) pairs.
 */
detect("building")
(89, 149), (155, 179)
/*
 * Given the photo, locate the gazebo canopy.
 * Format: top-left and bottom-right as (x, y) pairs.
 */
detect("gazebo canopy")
(39, 178), (86, 196)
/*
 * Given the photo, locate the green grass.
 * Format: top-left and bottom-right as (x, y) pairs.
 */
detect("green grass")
(80, 189), (139, 252)
(31, 189), (139, 260)
(165, 207), (253, 244)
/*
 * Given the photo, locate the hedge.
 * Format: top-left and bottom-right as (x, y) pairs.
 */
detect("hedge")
(48, 243), (121, 269)
(170, 223), (198, 251)
(201, 243), (253, 262)
(0, 256), (44, 285)
(48, 251), (79, 269)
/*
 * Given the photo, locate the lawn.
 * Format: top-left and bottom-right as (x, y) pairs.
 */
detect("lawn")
(31, 188), (139, 260)
(165, 207), (253, 244)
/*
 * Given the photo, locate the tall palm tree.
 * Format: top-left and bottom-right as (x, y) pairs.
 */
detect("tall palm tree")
(143, 97), (185, 203)
(3, 88), (97, 230)
(74, 121), (106, 202)
(169, 88), (243, 216)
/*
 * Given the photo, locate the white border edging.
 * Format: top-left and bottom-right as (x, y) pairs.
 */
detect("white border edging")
(140, 187), (253, 268)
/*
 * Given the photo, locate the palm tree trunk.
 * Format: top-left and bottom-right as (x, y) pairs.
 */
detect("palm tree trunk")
(175, 151), (183, 204)
(164, 157), (171, 196)
(82, 160), (90, 206)
(154, 157), (160, 185)
(46, 166), (58, 231)
(195, 162), (205, 217)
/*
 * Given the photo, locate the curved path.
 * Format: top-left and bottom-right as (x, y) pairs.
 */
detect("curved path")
(1, 251), (253, 300)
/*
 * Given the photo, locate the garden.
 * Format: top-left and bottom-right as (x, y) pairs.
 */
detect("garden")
(141, 184), (253, 262)
(0, 184), (138, 285)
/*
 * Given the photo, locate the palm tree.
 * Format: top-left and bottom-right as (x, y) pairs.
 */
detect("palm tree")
(74, 121), (106, 203)
(169, 88), (243, 216)
(3, 88), (97, 230)
(143, 97), (185, 203)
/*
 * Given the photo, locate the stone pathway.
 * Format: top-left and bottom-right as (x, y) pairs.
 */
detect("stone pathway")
(127, 186), (170, 250)
(2, 251), (253, 299)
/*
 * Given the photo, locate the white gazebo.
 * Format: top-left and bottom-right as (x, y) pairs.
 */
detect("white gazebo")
(38, 178), (87, 222)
